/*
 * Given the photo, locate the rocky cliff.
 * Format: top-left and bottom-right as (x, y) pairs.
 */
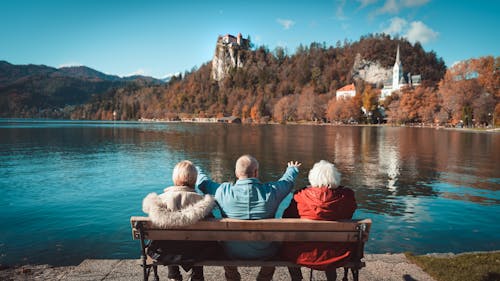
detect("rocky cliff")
(351, 53), (392, 86)
(211, 33), (249, 81)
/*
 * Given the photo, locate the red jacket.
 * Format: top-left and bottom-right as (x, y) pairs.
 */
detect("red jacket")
(281, 186), (357, 270)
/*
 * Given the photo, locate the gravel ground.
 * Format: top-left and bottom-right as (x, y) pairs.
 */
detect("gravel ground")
(0, 254), (437, 281)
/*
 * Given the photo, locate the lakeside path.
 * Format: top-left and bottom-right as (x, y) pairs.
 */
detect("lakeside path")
(1, 254), (436, 281)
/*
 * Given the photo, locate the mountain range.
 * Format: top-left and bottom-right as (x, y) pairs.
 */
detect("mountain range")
(0, 61), (164, 117)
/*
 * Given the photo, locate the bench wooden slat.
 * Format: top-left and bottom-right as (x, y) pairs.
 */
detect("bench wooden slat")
(136, 229), (361, 242)
(130, 216), (372, 232)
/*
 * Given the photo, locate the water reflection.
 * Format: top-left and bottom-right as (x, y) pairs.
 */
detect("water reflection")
(0, 121), (499, 265)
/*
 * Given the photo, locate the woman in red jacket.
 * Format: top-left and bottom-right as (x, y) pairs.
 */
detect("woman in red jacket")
(281, 160), (357, 281)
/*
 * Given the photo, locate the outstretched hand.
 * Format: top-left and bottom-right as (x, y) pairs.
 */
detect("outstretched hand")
(287, 161), (302, 168)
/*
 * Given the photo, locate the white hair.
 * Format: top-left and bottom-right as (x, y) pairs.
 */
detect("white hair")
(235, 155), (259, 178)
(308, 160), (341, 188)
(172, 160), (197, 187)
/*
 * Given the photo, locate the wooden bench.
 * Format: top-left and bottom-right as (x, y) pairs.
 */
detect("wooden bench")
(131, 216), (371, 281)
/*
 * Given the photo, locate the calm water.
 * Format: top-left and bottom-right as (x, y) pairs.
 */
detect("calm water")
(0, 119), (499, 266)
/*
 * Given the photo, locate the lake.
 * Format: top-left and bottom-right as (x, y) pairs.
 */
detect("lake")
(0, 119), (499, 266)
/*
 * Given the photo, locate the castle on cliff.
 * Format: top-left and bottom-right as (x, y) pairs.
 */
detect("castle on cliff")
(211, 33), (249, 81)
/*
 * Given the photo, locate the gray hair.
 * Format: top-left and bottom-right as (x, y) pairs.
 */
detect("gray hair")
(172, 160), (197, 187)
(308, 160), (341, 188)
(235, 154), (259, 178)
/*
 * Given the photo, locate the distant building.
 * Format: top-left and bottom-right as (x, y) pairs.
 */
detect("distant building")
(221, 33), (248, 47)
(212, 33), (250, 81)
(410, 74), (421, 86)
(380, 45), (422, 100)
(218, 116), (241, 123)
(336, 83), (356, 99)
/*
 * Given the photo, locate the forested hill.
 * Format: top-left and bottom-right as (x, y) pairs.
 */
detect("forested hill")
(68, 34), (446, 121)
(1, 34), (448, 120)
(0, 61), (163, 118)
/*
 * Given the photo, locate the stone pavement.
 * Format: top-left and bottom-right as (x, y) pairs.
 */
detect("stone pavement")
(1, 254), (436, 281)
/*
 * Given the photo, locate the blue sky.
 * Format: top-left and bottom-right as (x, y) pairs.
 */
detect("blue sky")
(1, 0), (499, 79)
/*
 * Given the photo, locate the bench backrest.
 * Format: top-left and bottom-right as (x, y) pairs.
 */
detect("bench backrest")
(130, 217), (371, 242)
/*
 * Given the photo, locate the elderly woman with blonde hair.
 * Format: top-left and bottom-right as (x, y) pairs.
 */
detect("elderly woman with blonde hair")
(281, 160), (357, 281)
(142, 160), (217, 281)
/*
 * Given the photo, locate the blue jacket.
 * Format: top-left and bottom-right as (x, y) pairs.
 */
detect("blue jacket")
(196, 166), (299, 259)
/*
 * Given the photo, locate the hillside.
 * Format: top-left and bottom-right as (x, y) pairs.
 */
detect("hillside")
(0, 61), (163, 117)
(69, 34), (448, 121)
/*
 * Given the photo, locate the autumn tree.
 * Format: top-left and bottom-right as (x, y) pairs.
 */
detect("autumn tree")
(326, 96), (361, 123)
(417, 87), (440, 124)
(273, 95), (297, 123)
(296, 86), (325, 121)
(361, 84), (379, 123)
(438, 58), (496, 125)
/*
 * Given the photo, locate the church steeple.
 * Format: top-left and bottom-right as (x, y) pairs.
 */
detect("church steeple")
(395, 44), (401, 66)
(392, 44), (403, 91)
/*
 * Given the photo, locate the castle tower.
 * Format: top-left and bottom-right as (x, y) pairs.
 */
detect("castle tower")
(237, 33), (242, 45)
(392, 44), (403, 91)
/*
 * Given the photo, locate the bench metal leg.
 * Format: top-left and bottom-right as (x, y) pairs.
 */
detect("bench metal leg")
(141, 258), (150, 281)
(342, 267), (349, 281)
(136, 222), (151, 281)
(352, 269), (359, 281)
(153, 265), (159, 281)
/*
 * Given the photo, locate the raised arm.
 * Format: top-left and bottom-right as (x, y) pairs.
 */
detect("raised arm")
(271, 161), (302, 199)
(195, 166), (222, 196)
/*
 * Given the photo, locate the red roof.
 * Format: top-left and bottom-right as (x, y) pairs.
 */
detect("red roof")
(337, 83), (355, 92)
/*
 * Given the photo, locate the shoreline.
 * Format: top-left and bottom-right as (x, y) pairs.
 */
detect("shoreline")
(2, 118), (498, 133)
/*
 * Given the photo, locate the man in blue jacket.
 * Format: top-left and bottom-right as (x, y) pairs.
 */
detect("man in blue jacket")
(196, 154), (301, 281)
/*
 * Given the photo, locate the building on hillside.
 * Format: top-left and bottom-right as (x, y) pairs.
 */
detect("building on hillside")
(336, 83), (356, 99)
(221, 33), (248, 47)
(409, 74), (421, 86)
(380, 45), (422, 100)
(218, 116), (242, 123)
(212, 33), (250, 81)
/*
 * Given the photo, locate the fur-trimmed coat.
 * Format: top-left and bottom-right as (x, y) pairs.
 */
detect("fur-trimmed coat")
(142, 186), (220, 263)
(142, 185), (215, 228)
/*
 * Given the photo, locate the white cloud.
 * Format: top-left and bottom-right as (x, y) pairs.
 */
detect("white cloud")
(336, 0), (349, 20)
(357, 0), (378, 8)
(406, 21), (438, 43)
(276, 18), (295, 30)
(383, 17), (407, 34)
(381, 18), (438, 44)
(375, 0), (429, 15)
(377, 0), (399, 14)
(401, 0), (430, 7)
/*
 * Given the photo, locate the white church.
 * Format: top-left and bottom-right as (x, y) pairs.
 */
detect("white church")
(380, 45), (421, 100)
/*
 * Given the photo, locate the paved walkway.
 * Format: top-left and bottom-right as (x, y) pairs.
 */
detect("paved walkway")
(1, 254), (436, 281)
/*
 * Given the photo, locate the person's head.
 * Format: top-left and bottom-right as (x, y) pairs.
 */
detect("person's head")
(172, 160), (198, 188)
(235, 154), (259, 179)
(308, 160), (341, 189)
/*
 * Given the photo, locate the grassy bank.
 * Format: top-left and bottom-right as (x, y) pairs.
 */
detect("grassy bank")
(405, 252), (500, 281)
